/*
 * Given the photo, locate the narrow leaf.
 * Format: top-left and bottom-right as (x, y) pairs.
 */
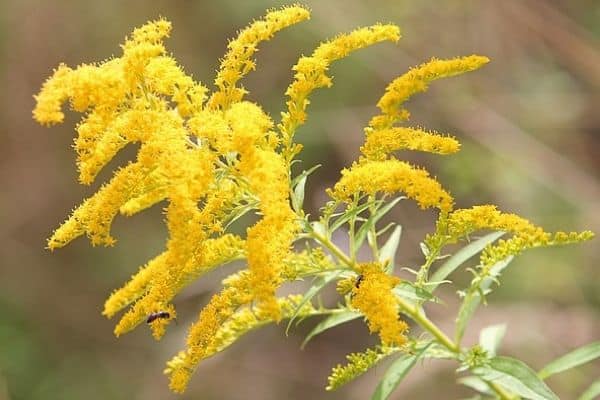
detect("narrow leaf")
(291, 164), (321, 187)
(474, 356), (559, 400)
(578, 380), (600, 400)
(458, 376), (493, 395)
(354, 197), (403, 251)
(291, 165), (321, 213)
(311, 221), (328, 238)
(286, 271), (340, 334)
(479, 324), (506, 357)
(301, 311), (361, 348)
(455, 257), (513, 342)
(292, 175), (307, 212)
(538, 341), (600, 379)
(371, 343), (432, 400)
(393, 283), (437, 304)
(423, 342), (459, 360)
(430, 231), (504, 292)
(379, 225), (402, 274)
(330, 200), (377, 233)
(419, 242), (430, 257)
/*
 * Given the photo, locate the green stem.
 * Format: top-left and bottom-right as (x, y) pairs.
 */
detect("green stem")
(486, 381), (516, 400)
(309, 231), (515, 400)
(416, 246), (441, 286)
(395, 297), (458, 353)
(310, 231), (354, 268)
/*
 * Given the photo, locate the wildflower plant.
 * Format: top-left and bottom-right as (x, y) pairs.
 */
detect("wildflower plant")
(34, 5), (599, 399)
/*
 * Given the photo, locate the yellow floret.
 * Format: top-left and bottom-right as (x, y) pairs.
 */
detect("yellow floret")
(329, 159), (454, 212)
(369, 55), (490, 129)
(350, 263), (407, 346)
(361, 126), (461, 160)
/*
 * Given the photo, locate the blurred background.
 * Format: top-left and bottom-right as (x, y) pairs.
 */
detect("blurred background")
(1, 0), (598, 399)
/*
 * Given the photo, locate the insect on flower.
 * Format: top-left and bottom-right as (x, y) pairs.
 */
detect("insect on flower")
(355, 274), (364, 289)
(146, 311), (170, 324)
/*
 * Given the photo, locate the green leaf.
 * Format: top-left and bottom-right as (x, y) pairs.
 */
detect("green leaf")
(292, 176), (307, 213)
(291, 165), (321, 213)
(429, 231), (504, 292)
(354, 197), (403, 251)
(578, 380), (600, 400)
(301, 311), (361, 349)
(538, 341), (600, 379)
(224, 202), (257, 229)
(458, 376), (493, 395)
(291, 164), (321, 187)
(371, 343), (432, 400)
(455, 257), (513, 342)
(473, 356), (559, 400)
(479, 324), (506, 357)
(393, 282), (437, 304)
(310, 221), (328, 238)
(330, 200), (376, 233)
(419, 242), (430, 257)
(422, 342), (459, 360)
(378, 225), (402, 273)
(285, 271), (340, 335)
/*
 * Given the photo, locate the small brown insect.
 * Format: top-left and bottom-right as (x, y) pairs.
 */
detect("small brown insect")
(146, 311), (170, 324)
(355, 274), (364, 289)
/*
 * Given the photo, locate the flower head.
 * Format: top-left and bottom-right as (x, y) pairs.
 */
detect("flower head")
(351, 263), (407, 346)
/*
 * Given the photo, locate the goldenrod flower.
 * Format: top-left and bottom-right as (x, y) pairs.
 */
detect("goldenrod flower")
(481, 230), (594, 268)
(32, 63), (72, 125)
(225, 101), (299, 318)
(279, 23), (400, 159)
(35, 8), (594, 397)
(167, 275), (253, 393)
(208, 5), (311, 109)
(329, 159), (454, 212)
(351, 263), (407, 346)
(103, 252), (169, 318)
(48, 162), (149, 248)
(369, 55), (490, 129)
(112, 234), (245, 338)
(327, 346), (394, 391)
(430, 205), (539, 245)
(427, 205), (594, 268)
(361, 126), (461, 160)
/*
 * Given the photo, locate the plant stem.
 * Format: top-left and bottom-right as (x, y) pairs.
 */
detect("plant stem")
(395, 297), (458, 352)
(486, 381), (516, 400)
(416, 246), (441, 286)
(309, 231), (515, 400)
(310, 231), (354, 269)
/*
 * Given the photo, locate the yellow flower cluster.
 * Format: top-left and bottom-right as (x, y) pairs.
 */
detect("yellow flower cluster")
(326, 346), (394, 391)
(35, 6), (425, 393)
(351, 263), (407, 346)
(369, 55), (490, 129)
(33, 6), (315, 392)
(328, 55), (489, 213)
(34, 5), (594, 396)
(427, 205), (594, 268)
(360, 127), (461, 161)
(481, 230), (593, 269)
(329, 159), (454, 212)
(279, 24), (401, 161)
(208, 6), (311, 109)
(168, 275), (253, 392)
(165, 295), (316, 383)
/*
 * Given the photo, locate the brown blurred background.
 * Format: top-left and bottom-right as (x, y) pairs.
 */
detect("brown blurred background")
(1, 1), (599, 399)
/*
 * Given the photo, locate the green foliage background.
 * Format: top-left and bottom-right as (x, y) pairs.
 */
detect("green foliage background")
(1, 0), (598, 399)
